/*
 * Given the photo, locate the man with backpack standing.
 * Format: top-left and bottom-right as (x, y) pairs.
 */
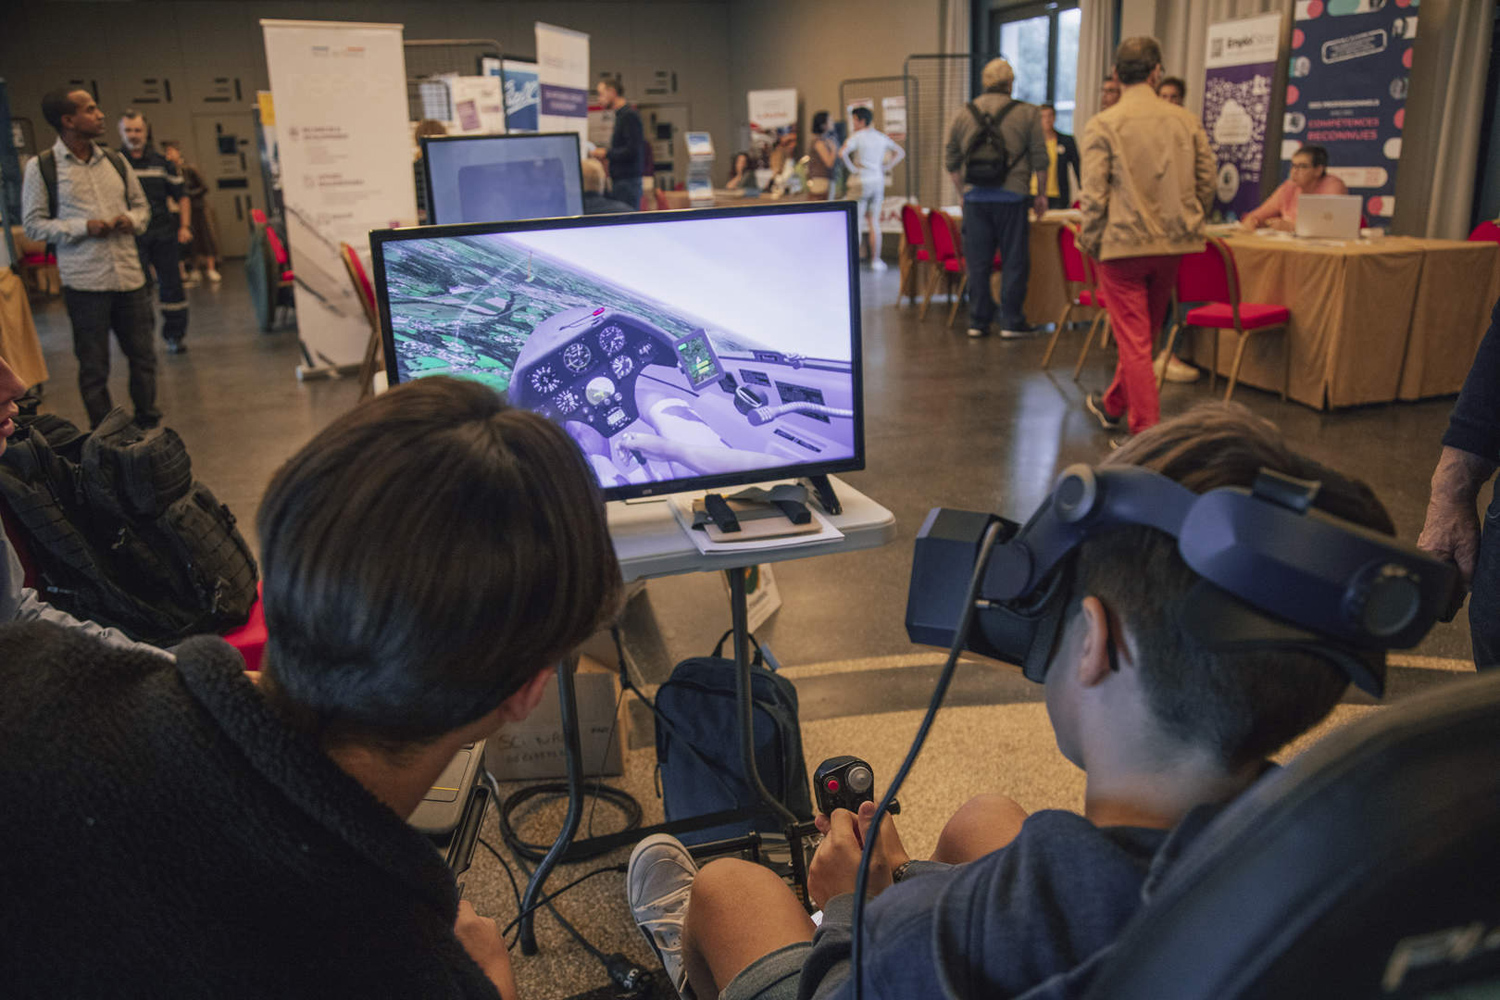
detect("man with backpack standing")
(943, 58), (1049, 339)
(119, 110), (191, 354)
(21, 88), (160, 429)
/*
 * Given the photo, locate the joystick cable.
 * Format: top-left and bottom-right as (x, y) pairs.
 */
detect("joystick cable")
(849, 521), (1002, 1000)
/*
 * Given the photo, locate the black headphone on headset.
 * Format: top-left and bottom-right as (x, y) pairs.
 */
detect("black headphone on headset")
(907, 463), (1459, 696)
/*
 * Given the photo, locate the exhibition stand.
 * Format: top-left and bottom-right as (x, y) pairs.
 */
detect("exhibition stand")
(1183, 234), (1500, 408)
(516, 476), (896, 954)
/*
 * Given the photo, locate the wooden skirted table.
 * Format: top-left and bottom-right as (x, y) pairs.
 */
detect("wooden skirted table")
(1180, 234), (1500, 409)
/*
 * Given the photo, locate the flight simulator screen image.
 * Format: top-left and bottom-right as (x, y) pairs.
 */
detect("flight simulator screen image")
(376, 209), (860, 494)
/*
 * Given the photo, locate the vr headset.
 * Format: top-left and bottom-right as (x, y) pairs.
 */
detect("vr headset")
(906, 464), (1460, 696)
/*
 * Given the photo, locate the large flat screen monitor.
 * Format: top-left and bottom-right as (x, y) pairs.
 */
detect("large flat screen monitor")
(422, 133), (584, 225)
(371, 202), (864, 501)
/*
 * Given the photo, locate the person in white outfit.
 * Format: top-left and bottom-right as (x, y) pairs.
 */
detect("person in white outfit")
(839, 107), (904, 270)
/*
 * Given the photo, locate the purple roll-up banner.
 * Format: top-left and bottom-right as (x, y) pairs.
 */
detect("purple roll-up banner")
(1203, 12), (1286, 222)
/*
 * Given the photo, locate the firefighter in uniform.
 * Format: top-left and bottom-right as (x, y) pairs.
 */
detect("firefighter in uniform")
(118, 109), (190, 353)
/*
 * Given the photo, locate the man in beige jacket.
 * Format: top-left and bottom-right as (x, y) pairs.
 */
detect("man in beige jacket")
(1078, 36), (1215, 440)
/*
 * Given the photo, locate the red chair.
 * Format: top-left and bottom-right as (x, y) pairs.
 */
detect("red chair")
(920, 211), (969, 329)
(1041, 223), (1111, 373)
(341, 242), (383, 400)
(1469, 220), (1500, 244)
(262, 224), (297, 327)
(897, 204), (931, 307)
(1159, 237), (1291, 401)
(220, 583), (267, 672)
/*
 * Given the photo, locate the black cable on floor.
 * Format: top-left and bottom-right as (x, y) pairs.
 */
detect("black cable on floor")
(506, 841), (609, 963)
(498, 782), (644, 864)
(499, 862), (627, 938)
(477, 836), (525, 949)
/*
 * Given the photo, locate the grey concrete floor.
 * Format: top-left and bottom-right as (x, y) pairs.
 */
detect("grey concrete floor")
(23, 257), (1474, 688)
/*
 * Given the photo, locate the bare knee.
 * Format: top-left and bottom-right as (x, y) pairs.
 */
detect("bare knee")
(683, 859), (814, 999)
(933, 793), (1030, 865)
(689, 859), (780, 926)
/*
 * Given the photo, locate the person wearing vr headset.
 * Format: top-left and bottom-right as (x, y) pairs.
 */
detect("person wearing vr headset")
(627, 402), (1430, 1000)
(0, 377), (623, 998)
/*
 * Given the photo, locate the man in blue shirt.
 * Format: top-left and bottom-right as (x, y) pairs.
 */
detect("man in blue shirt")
(628, 403), (1396, 1000)
(119, 110), (190, 353)
(943, 59), (1049, 340)
(591, 76), (646, 212)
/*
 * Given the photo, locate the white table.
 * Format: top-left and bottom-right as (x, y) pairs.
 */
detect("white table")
(517, 475), (896, 953)
(608, 475), (897, 581)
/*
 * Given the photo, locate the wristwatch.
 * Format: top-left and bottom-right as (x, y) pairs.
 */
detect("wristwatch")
(891, 860), (918, 884)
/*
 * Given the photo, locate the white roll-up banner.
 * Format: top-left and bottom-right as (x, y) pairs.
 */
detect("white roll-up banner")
(536, 22), (591, 141)
(260, 19), (418, 375)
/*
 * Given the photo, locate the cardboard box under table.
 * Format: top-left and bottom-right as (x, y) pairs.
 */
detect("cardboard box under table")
(485, 656), (627, 781)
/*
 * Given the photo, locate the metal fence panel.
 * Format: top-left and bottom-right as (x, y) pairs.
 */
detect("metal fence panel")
(903, 53), (996, 209)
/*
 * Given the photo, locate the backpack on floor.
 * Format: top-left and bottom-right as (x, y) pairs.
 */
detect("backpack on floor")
(654, 630), (813, 845)
(0, 408), (258, 644)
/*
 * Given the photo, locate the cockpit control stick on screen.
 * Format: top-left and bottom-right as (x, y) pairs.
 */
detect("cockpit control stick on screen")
(370, 201), (865, 501)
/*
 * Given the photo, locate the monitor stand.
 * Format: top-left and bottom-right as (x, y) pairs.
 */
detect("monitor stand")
(800, 474), (842, 516)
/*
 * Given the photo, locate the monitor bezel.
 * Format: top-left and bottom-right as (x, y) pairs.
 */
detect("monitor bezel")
(420, 132), (584, 226)
(370, 200), (866, 503)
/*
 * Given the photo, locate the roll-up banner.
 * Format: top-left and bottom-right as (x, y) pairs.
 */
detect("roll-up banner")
(749, 88), (799, 165)
(1203, 12), (1285, 222)
(1282, 0), (1416, 222)
(536, 22), (591, 141)
(501, 60), (540, 133)
(260, 19), (417, 376)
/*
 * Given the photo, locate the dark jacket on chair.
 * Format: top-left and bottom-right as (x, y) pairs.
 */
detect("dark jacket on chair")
(0, 622), (500, 999)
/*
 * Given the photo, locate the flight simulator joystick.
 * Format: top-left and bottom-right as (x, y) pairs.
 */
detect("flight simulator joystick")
(814, 756), (899, 817)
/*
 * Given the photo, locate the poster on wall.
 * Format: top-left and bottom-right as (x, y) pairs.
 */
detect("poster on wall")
(261, 19), (418, 376)
(1202, 12), (1284, 222)
(441, 75), (507, 135)
(1282, 0), (1416, 222)
(536, 22), (590, 141)
(500, 59), (540, 132)
(881, 96), (907, 144)
(748, 88), (798, 167)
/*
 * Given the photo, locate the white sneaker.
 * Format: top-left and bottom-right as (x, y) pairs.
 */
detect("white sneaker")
(1165, 355), (1199, 383)
(870, 258), (888, 271)
(967, 327), (986, 339)
(628, 834), (699, 998)
(1153, 350), (1200, 384)
(206, 268), (223, 283)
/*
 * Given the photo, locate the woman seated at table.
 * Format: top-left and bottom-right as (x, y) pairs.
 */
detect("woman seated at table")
(727, 151), (758, 190)
(1240, 144), (1347, 232)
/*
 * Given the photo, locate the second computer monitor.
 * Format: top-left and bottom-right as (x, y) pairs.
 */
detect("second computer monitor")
(423, 133), (584, 225)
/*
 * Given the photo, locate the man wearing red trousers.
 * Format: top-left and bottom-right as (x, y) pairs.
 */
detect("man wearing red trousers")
(1077, 36), (1215, 444)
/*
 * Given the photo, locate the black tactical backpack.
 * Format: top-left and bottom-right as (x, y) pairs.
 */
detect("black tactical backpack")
(0, 409), (258, 644)
(963, 99), (1023, 186)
